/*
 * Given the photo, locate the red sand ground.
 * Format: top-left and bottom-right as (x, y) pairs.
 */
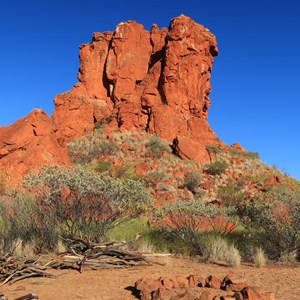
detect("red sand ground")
(1, 257), (299, 299)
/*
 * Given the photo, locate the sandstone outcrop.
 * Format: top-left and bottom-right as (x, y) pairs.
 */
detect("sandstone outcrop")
(0, 15), (222, 182)
(0, 109), (69, 184)
(53, 14), (221, 159)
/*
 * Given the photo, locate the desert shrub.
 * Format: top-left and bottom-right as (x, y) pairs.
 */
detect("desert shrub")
(23, 165), (153, 243)
(95, 115), (114, 129)
(217, 179), (246, 208)
(205, 160), (228, 175)
(68, 130), (119, 164)
(183, 171), (201, 192)
(244, 151), (260, 159)
(202, 235), (229, 263)
(206, 145), (220, 154)
(151, 200), (236, 256)
(146, 135), (172, 158)
(0, 201), (14, 253)
(144, 170), (166, 187)
(10, 192), (59, 253)
(111, 164), (141, 181)
(0, 192), (59, 253)
(240, 192), (300, 261)
(95, 161), (112, 173)
(137, 239), (155, 253)
(229, 149), (260, 160)
(279, 250), (298, 264)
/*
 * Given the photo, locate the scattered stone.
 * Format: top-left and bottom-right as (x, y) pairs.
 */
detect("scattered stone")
(205, 275), (221, 289)
(134, 274), (275, 300)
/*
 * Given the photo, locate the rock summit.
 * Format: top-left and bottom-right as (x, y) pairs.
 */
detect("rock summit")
(0, 15), (222, 182)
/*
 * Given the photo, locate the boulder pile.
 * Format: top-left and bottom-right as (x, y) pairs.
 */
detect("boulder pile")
(134, 273), (275, 300)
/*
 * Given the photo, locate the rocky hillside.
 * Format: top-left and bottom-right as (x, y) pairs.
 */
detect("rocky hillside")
(0, 15), (223, 184)
(67, 128), (299, 206)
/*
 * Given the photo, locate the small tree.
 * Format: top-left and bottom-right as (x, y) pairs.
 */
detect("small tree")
(24, 165), (153, 243)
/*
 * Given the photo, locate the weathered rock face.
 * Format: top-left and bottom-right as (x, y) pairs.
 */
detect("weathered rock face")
(0, 15), (222, 183)
(53, 15), (222, 160)
(0, 110), (69, 184)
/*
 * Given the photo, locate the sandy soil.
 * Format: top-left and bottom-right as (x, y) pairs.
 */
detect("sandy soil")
(1, 256), (299, 300)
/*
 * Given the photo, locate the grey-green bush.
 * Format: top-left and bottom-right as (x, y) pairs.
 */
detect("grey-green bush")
(205, 160), (228, 175)
(23, 165), (153, 245)
(146, 135), (172, 158)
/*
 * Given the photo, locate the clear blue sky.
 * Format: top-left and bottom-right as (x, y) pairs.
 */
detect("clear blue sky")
(1, 0), (299, 180)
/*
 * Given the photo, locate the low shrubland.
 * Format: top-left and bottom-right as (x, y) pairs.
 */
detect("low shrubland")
(1, 129), (300, 267)
(0, 165), (153, 254)
(68, 129), (119, 164)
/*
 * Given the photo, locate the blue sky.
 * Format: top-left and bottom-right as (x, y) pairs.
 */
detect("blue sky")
(1, 0), (299, 180)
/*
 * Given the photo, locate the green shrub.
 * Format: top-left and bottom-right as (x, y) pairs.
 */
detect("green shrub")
(144, 170), (166, 187)
(0, 201), (14, 253)
(239, 193), (300, 261)
(151, 200), (236, 256)
(146, 135), (172, 158)
(205, 160), (228, 175)
(23, 165), (153, 244)
(11, 193), (59, 253)
(183, 171), (201, 192)
(0, 192), (59, 253)
(111, 164), (141, 181)
(107, 217), (150, 242)
(68, 130), (119, 164)
(95, 161), (112, 173)
(229, 149), (260, 160)
(206, 145), (220, 154)
(217, 180), (246, 208)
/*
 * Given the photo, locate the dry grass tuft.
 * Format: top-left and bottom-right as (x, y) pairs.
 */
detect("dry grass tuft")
(253, 247), (267, 267)
(203, 236), (241, 267)
(224, 245), (241, 267)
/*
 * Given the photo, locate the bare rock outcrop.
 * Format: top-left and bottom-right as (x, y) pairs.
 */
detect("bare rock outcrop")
(54, 14), (222, 160)
(0, 109), (69, 183)
(0, 15), (223, 182)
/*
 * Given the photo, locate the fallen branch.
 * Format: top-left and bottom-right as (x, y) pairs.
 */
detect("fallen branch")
(0, 255), (55, 286)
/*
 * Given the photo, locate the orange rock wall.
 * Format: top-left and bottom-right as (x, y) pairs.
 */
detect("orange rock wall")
(0, 15), (222, 183)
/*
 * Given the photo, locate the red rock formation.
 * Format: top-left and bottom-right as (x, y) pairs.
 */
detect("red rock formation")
(0, 109), (69, 183)
(54, 15), (222, 158)
(0, 15), (222, 183)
